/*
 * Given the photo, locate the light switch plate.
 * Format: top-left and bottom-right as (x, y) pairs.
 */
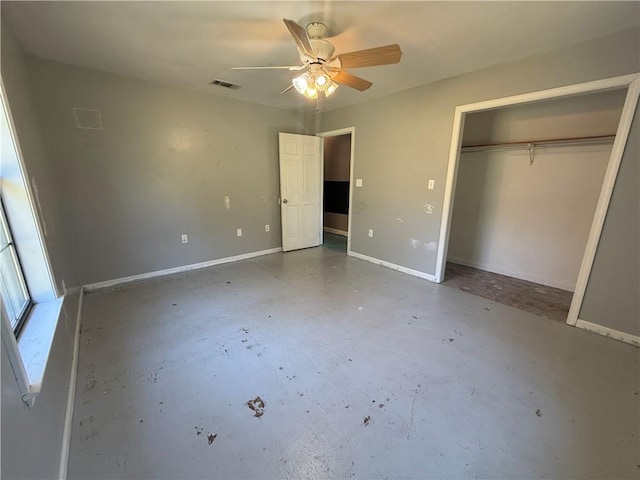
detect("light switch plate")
(356, 179), (363, 187)
(428, 179), (435, 190)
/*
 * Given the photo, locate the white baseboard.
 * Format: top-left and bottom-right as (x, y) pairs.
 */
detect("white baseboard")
(83, 247), (282, 291)
(349, 251), (437, 282)
(447, 257), (575, 292)
(574, 319), (640, 347)
(58, 289), (84, 480)
(323, 227), (348, 237)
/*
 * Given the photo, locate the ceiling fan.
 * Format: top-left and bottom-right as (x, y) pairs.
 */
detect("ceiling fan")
(232, 18), (402, 100)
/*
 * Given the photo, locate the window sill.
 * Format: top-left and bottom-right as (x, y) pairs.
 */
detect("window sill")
(16, 297), (63, 405)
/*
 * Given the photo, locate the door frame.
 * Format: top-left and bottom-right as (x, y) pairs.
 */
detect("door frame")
(316, 127), (356, 255)
(434, 73), (640, 327)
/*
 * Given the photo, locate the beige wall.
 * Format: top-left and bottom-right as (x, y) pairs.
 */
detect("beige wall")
(324, 135), (351, 181)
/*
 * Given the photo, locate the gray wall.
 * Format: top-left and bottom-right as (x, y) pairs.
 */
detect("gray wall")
(1, 15), (75, 292)
(1, 293), (79, 479)
(1, 18), (80, 480)
(320, 27), (640, 334)
(579, 104), (639, 335)
(25, 57), (309, 287)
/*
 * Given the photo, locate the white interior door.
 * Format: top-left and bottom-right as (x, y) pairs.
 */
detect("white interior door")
(278, 132), (321, 252)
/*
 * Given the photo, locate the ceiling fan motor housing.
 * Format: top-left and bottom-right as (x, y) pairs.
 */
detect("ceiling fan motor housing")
(309, 38), (335, 61)
(302, 22), (335, 61)
(306, 22), (327, 39)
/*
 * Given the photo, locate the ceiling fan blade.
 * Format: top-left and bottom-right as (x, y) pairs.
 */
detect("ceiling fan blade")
(331, 44), (402, 69)
(280, 84), (294, 95)
(283, 18), (315, 59)
(331, 70), (373, 91)
(232, 65), (306, 71)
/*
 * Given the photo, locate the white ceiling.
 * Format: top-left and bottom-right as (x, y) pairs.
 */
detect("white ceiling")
(3, 1), (639, 112)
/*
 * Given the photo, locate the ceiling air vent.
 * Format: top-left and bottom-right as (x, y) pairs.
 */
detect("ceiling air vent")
(209, 79), (242, 90)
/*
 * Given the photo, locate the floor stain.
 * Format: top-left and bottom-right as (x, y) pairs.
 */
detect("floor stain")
(536, 409), (542, 417)
(444, 262), (571, 322)
(85, 363), (97, 394)
(247, 396), (266, 418)
(207, 433), (217, 445)
(363, 416), (371, 426)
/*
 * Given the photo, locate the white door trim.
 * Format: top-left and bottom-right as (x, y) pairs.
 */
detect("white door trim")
(434, 73), (640, 328)
(316, 127), (355, 255)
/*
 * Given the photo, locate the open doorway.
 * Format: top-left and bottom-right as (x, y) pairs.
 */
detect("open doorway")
(435, 73), (640, 328)
(317, 128), (355, 254)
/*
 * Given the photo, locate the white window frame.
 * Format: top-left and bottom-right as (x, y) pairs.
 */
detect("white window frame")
(0, 197), (33, 334)
(1, 76), (63, 406)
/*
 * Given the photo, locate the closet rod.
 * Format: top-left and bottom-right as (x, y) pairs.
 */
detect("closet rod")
(461, 134), (615, 153)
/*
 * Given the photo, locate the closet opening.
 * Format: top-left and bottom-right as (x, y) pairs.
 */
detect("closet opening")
(435, 74), (640, 326)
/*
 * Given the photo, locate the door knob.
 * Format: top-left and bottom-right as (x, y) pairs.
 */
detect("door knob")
(283, 199), (288, 204)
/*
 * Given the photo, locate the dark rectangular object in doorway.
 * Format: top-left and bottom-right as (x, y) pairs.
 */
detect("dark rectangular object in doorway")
(324, 181), (349, 215)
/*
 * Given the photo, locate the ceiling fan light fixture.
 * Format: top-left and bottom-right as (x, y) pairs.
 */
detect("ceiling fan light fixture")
(315, 73), (329, 89)
(324, 81), (338, 97)
(305, 86), (318, 99)
(292, 73), (311, 94)
(293, 71), (330, 99)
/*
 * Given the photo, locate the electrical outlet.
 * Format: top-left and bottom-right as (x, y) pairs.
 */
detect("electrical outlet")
(356, 179), (363, 187)
(428, 179), (435, 190)
(368, 229), (374, 238)
(265, 224), (270, 232)
(181, 234), (188, 243)
(237, 228), (243, 237)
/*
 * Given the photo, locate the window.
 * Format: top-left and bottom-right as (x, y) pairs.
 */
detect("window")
(0, 198), (32, 335)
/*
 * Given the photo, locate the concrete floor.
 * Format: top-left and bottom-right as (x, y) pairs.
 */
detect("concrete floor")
(69, 240), (640, 479)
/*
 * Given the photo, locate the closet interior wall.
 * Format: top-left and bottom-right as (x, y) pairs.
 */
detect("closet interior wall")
(447, 89), (627, 291)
